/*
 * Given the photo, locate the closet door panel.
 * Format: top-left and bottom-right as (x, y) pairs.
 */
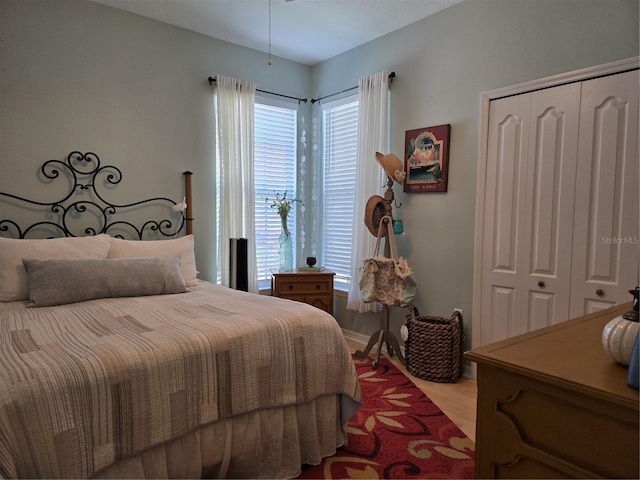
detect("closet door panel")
(481, 94), (531, 344)
(522, 83), (581, 329)
(570, 70), (639, 317)
(527, 291), (556, 332)
(490, 286), (517, 341)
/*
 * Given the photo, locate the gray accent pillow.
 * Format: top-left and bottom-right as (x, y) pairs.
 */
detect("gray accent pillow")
(22, 256), (187, 307)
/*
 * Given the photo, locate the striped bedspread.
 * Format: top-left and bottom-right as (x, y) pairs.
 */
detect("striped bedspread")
(0, 282), (361, 478)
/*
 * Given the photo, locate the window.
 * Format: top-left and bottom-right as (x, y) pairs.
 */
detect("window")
(322, 96), (359, 291)
(254, 98), (298, 289)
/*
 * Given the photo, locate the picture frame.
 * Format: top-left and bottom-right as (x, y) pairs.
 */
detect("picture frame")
(403, 124), (451, 193)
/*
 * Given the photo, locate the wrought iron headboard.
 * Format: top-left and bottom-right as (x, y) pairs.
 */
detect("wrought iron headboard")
(0, 151), (193, 239)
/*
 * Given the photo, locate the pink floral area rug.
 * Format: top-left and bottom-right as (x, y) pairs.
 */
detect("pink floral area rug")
(296, 355), (475, 479)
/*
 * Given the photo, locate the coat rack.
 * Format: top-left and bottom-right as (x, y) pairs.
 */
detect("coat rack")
(356, 172), (406, 369)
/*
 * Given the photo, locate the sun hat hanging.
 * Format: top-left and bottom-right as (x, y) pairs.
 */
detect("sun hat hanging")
(375, 152), (406, 184)
(364, 195), (387, 238)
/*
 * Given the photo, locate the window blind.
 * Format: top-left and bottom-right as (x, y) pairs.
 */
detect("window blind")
(254, 99), (298, 288)
(322, 96), (359, 289)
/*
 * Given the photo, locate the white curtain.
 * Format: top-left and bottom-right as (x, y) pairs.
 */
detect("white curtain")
(214, 74), (258, 293)
(347, 70), (389, 312)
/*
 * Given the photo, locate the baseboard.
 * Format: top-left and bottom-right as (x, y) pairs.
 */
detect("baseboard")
(341, 328), (472, 379)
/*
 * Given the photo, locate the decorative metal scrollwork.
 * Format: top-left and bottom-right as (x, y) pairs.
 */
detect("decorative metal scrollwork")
(0, 151), (185, 239)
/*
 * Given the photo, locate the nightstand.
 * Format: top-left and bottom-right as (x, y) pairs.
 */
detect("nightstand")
(270, 269), (335, 315)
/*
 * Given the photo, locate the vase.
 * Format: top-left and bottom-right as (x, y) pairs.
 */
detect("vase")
(602, 287), (640, 366)
(602, 316), (639, 366)
(278, 217), (293, 272)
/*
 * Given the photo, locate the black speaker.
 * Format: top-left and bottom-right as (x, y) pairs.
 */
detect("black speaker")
(229, 238), (248, 291)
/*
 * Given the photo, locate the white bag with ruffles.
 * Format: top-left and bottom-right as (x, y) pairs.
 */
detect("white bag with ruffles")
(359, 216), (417, 307)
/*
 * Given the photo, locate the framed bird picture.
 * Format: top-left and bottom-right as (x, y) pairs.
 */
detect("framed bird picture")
(403, 124), (451, 193)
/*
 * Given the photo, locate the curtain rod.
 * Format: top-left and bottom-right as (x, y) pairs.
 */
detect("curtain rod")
(310, 71), (396, 104)
(208, 76), (307, 104)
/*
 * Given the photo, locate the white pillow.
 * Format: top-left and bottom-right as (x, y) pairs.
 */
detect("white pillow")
(108, 234), (198, 287)
(0, 234), (112, 302)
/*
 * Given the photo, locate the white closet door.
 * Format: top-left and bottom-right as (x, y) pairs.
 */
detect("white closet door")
(480, 94), (531, 345)
(480, 83), (581, 345)
(521, 83), (581, 331)
(570, 70), (639, 316)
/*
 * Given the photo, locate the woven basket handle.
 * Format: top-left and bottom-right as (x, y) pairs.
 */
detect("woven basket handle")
(405, 305), (420, 322)
(451, 310), (463, 330)
(451, 310), (464, 357)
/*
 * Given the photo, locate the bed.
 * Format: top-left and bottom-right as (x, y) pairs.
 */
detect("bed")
(0, 152), (361, 479)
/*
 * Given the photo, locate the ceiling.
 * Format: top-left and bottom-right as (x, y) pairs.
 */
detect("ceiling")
(89, 0), (465, 66)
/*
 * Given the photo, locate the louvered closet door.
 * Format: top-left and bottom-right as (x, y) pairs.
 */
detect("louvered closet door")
(480, 83), (581, 345)
(569, 70), (639, 316)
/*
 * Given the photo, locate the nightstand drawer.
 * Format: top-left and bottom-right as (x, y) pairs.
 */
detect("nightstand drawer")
(278, 278), (331, 294)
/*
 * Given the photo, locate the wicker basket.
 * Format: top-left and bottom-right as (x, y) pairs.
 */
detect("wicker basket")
(404, 306), (464, 383)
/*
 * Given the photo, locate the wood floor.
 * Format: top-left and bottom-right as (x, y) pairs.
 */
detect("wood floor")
(346, 339), (478, 443)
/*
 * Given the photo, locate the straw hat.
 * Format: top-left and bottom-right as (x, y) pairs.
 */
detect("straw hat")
(364, 195), (387, 237)
(375, 151), (406, 184)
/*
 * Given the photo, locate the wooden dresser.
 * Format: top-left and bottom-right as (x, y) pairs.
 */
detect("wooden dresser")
(270, 269), (335, 315)
(465, 304), (639, 479)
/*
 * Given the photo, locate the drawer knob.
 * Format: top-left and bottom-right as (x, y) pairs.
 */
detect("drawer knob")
(596, 289), (604, 297)
(288, 285), (293, 290)
(538, 281), (545, 288)
(316, 284), (321, 290)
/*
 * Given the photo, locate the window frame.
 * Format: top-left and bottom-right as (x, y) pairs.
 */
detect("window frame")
(253, 96), (299, 291)
(321, 94), (359, 292)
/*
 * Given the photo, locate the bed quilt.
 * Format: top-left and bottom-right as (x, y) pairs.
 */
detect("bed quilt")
(0, 282), (361, 478)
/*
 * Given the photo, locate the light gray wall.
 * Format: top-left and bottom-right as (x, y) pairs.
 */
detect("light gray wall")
(312, 0), (639, 345)
(0, 0), (312, 282)
(1, 0), (638, 352)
